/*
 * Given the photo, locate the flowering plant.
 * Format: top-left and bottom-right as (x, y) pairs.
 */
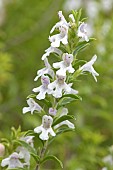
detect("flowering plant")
(0, 9), (99, 170)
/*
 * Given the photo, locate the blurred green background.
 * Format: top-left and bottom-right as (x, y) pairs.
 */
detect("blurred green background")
(0, 0), (113, 169)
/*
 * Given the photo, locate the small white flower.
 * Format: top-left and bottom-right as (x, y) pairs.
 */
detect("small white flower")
(53, 53), (75, 76)
(23, 98), (42, 114)
(42, 46), (62, 60)
(34, 115), (56, 140)
(48, 73), (78, 98)
(80, 55), (99, 82)
(49, 108), (57, 116)
(54, 108), (75, 129)
(78, 22), (89, 42)
(16, 136), (34, 166)
(34, 58), (54, 81)
(16, 147), (30, 166)
(49, 25), (68, 47)
(1, 152), (23, 169)
(20, 136), (34, 147)
(33, 75), (50, 100)
(50, 11), (68, 34)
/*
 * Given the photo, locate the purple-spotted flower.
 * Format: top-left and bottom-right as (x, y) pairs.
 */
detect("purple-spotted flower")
(22, 98), (42, 114)
(54, 108), (75, 129)
(53, 53), (75, 76)
(49, 25), (68, 47)
(77, 22), (89, 42)
(80, 55), (99, 82)
(48, 73), (78, 98)
(50, 11), (69, 34)
(42, 46), (62, 60)
(34, 58), (54, 81)
(33, 75), (50, 100)
(34, 115), (56, 140)
(1, 152), (23, 169)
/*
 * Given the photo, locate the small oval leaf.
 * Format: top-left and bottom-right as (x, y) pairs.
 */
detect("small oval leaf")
(41, 155), (63, 168)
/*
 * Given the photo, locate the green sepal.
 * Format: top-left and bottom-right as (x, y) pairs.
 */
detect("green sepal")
(27, 94), (36, 99)
(41, 155), (63, 168)
(52, 115), (75, 127)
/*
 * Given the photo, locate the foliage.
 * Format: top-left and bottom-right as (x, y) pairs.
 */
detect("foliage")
(0, 0), (113, 170)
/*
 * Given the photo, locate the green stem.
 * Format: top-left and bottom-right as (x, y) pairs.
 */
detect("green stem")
(35, 140), (48, 170)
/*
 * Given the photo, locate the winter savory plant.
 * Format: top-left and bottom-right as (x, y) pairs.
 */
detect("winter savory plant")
(0, 9), (99, 170)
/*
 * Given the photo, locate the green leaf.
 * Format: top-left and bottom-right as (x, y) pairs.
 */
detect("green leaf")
(56, 127), (75, 135)
(41, 155), (63, 168)
(52, 115), (75, 127)
(41, 98), (52, 107)
(73, 42), (90, 55)
(62, 94), (82, 101)
(73, 38), (96, 55)
(76, 8), (82, 25)
(73, 60), (86, 70)
(30, 153), (40, 162)
(57, 94), (82, 107)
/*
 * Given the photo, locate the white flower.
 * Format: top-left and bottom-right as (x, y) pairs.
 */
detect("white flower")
(42, 46), (62, 60)
(53, 53), (75, 76)
(80, 55), (99, 82)
(23, 98), (42, 114)
(16, 136), (34, 166)
(33, 75), (50, 100)
(16, 147), (30, 166)
(77, 22), (89, 42)
(34, 58), (54, 81)
(20, 136), (34, 147)
(49, 25), (68, 47)
(48, 73), (78, 98)
(50, 11), (68, 34)
(1, 152), (23, 169)
(54, 108), (75, 129)
(34, 115), (56, 140)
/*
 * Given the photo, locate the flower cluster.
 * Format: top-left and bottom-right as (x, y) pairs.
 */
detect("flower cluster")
(22, 10), (99, 142)
(1, 10), (99, 170)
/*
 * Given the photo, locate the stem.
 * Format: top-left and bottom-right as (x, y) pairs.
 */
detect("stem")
(35, 140), (48, 170)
